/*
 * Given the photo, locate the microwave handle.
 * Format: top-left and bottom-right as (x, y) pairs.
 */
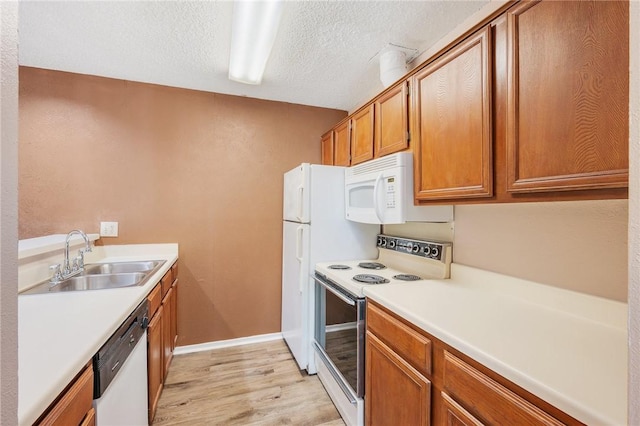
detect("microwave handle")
(373, 173), (385, 223)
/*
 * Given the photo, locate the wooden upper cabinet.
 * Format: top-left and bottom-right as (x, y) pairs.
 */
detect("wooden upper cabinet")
(506, 0), (629, 193)
(320, 130), (334, 165)
(334, 119), (351, 166)
(375, 81), (409, 157)
(350, 104), (375, 165)
(413, 26), (493, 201)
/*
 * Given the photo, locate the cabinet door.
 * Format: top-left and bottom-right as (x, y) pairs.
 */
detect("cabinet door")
(441, 392), (485, 426)
(320, 131), (335, 165)
(334, 120), (351, 166)
(38, 364), (94, 426)
(365, 331), (431, 426)
(170, 279), (178, 350)
(351, 105), (375, 165)
(506, 0), (628, 193)
(147, 307), (163, 424)
(375, 81), (409, 157)
(413, 26), (493, 200)
(162, 287), (174, 378)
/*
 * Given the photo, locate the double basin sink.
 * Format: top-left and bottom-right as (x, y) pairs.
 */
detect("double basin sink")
(22, 260), (166, 295)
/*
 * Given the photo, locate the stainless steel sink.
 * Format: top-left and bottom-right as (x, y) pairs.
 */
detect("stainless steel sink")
(83, 260), (164, 275)
(52, 273), (148, 292)
(21, 260), (166, 295)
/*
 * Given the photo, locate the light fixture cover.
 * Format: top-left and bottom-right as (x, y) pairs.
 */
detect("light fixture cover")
(229, 0), (284, 85)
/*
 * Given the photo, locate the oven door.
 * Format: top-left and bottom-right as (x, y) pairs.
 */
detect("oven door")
(313, 274), (365, 400)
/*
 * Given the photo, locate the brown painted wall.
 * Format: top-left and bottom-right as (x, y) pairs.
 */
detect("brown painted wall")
(19, 67), (347, 345)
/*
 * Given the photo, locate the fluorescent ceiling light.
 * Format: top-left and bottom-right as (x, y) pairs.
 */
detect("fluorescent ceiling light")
(229, 0), (284, 85)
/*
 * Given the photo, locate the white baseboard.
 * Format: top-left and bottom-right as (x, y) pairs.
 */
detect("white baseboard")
(173, 332), (283, 355)
(326, 322), (356, 333)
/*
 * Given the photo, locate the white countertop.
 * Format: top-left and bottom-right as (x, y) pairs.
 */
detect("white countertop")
(363, 263), (628, 426)
(18, 243), (179, 426)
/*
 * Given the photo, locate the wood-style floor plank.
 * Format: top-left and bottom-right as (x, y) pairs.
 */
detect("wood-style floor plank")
(153, 339), (345, 426)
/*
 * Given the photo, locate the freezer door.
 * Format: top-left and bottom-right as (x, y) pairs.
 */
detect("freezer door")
(281, 221), (310, 370)
(283, 164), (310, 223)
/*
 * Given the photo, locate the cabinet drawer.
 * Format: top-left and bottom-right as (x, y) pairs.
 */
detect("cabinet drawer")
(442, 391), (484, 426)
(367, 302), (432, 376)
(147, 284), (162, 318)
(160, 271), (172, 298)
(79, 407), (95, 426)
(171, 261), (178, 284)
(38, 364), (94, 426)
(443, 351), (563, 426)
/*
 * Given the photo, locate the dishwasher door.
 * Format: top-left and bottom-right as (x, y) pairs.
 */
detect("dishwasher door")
(93, 333), (148, 425)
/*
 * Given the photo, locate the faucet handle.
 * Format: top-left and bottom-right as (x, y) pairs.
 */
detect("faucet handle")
(76, 250), (86, 269)
(49, 264), (62, 283)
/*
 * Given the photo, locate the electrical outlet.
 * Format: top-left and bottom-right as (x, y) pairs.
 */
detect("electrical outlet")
(100, 221), (119, 237)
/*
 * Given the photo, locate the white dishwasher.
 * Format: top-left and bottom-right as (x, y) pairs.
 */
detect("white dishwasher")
(93, 300), (149, 425)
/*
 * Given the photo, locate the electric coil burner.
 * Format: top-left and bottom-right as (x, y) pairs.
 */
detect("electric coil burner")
(353, 274), (390, 284)
(358, 262), (386, 270)
(393, 274), (422, 281)
(328, 264), (352, 270)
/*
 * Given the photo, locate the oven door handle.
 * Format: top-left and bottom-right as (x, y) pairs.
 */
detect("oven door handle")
(314, 276), (355, 306)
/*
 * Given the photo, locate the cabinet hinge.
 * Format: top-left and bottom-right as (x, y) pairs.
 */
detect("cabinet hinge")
(406, 131), (411, 142)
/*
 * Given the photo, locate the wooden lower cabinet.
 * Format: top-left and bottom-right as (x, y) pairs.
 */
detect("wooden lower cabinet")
(37, 363), (94, 426)
(365, 331), (431, 426)
(442, 352), (563, 426)
(170, 278), (179, 350)
(147, 261), (179, 423)
(162, 286), (174, 377)
(147, 305), (163, 423)
(79, 408), (95, 426)
(365, 301), (582, 426)
(441, 392), (484, 426)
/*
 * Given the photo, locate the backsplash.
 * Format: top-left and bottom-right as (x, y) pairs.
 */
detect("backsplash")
(383, 199), (627, 302)
(454, 200), (628, 302)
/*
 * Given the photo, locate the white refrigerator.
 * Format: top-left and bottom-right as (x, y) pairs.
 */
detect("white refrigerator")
(282, 163), (378, 373)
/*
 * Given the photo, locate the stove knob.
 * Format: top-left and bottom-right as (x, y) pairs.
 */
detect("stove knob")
(388, 240), (396, 249)
(423, 246), (432, 256)
(406, 242), (413, 253)
(412, 245), (420, 253)
(431, 247), (439, 258)
(377, 237), (383, 246)
(380, 237), (387, 247)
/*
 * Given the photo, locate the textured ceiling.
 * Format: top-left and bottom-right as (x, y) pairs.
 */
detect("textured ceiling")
(18, 1), (488, 112)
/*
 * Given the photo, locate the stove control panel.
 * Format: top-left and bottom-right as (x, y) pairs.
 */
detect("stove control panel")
(377, 234), (450, 262)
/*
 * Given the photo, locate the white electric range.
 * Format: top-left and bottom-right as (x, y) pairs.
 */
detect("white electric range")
(312, 234), (452, 426)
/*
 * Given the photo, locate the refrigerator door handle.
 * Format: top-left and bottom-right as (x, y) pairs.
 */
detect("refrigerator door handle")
(296, 226), (305, 293)
(373, 173), (385, 223)
(297, 185), (304, 221)
(296, 226), (304, 262)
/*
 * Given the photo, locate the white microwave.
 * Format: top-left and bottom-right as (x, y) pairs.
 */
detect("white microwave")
(345, 152), (453, 224)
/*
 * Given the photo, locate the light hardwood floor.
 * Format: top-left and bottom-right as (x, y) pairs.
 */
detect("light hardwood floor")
(153, 339), (345, 426)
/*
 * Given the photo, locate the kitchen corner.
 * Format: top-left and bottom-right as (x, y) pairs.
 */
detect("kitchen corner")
(18, 236), (178, 426)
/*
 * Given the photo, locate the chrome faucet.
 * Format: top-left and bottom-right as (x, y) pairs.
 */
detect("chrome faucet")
(50, 230), (93, 283)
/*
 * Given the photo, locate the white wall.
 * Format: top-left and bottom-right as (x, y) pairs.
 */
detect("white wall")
(0, 2), (19, 424)
(628, 1), (639, 423)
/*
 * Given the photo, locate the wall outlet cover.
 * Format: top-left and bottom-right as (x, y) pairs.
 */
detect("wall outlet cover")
(100, 221), (119, 237)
